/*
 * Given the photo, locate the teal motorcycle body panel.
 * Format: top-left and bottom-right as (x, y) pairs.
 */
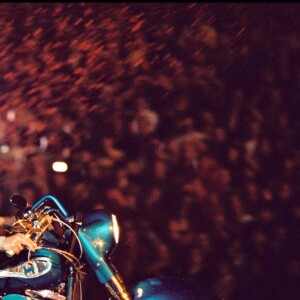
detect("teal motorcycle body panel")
(2, 295), (28, 300)
(78, 210), (117, 283)
(0, 249), (65, 292)
(132, 277), (216, 300)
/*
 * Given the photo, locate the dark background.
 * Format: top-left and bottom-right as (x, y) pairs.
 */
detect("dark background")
(0, 3), (299, 299)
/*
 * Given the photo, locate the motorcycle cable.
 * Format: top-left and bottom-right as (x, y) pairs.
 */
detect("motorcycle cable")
(52, 214), (85, 300)
(52, 216), (84, 259)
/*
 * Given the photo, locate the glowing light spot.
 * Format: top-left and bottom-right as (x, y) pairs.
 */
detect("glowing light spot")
(136, 288), (144, 298)
(93, 239), (105, 251)
(0, 145), (10, 153)
(112, 214), (120, 244)
(7, 110), (16, 122)
(52, 161), (68, 172)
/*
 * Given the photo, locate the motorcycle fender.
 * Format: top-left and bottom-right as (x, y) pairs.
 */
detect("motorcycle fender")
(2, 295), (28, 300)
(131, 277), (211, 300)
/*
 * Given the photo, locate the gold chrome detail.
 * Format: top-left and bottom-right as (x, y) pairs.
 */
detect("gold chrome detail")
(93, 239), (105, 251)
(9, 214), (52, 245)
(105, 273), (131, 300)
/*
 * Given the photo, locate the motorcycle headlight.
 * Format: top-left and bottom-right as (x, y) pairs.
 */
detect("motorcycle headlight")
(111, 214), (119, 244)
(78, 210), (120, 260)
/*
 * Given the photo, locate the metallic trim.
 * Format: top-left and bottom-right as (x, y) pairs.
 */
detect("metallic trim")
(0, 236), (5, 252)
(25, 289), (66, 300)
(0, 257), (52, 279)
(105, 274), (131, 300)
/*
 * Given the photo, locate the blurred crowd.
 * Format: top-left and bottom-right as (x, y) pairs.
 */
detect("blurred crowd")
(0, 3), (299, 299)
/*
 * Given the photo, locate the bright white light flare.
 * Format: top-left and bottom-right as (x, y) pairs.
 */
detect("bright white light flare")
(52, 161), (68, 172)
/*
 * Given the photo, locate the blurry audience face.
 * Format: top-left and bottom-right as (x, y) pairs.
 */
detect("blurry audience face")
(145, 187), (162, 207)
(106, 187), (124, 203)
(127, 160), (143, 176)
(181, 143), (198, 162)
(153, 160), (167, 178)
(259, 208), (274, 223)
(80, 150), (93, 163)
(72, 182), (90, 200)
(218, 168), (231, 186)
(213, 211), (227, 228)
(53, 174), (68, 188)
(169, 218), (192, 244)
(214, 128), (226, 143)
(197, 232), (212, 254)
(283, 158), (295, 174)
(198, 156), (216, 172)
(136, 97), (149, 112)
(274, 226), (287, 245)
(248, 121), (261, 138)
(246, 182), (258, 196)
(101, 136), (114, 149)
(278, 112), (289, 128)
(230, 194), (245, 216)
(279, 182), (292, 201)
(190, 247), (204, 267)
(228, 147), (239, 162)
(22, 187), (37, 207)
(202, 111), (216, 128)
(124, 194), (137, 210)
(252, 229), (267, 247)
(88, 161), (101, 178)
(137, 116), (156, 135)
(195, 140), (207, 154)
(259, 137), (272, 155)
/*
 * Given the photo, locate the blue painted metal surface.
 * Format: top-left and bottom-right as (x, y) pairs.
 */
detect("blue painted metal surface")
(78, 210), (117, 283)
(2, 295), (28, 300)
(132, 277), (214, 300)
(0, 249), (65, 292)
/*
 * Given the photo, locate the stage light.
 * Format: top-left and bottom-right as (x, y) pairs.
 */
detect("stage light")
(0, 144), (10, 153)
(6, 110), (16, 122)
(52, 161), (68, 172)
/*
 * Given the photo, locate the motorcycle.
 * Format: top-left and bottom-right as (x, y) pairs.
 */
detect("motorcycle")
(0, 194), (218, 299)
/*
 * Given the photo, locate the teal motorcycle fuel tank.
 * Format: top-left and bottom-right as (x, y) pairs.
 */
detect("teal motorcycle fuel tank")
(0, 248), (65, 293)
